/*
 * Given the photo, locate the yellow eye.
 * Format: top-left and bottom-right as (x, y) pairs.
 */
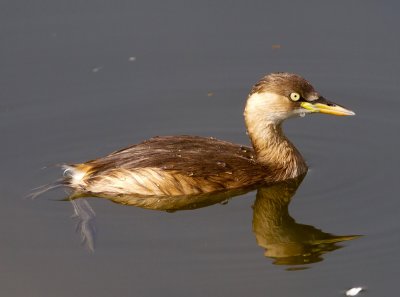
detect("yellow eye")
(290, 92), (301, 101)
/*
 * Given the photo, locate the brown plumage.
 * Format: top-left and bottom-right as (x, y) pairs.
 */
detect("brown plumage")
(250, 72), (316, 97)
(62, 72), (355, 199)
(65, 136), (270, 198)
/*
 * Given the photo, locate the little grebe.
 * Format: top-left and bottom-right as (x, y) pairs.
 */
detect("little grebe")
(62, 73), (354, 198)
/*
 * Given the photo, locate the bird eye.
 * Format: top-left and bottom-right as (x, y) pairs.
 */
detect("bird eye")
(290, 92), (301, 101)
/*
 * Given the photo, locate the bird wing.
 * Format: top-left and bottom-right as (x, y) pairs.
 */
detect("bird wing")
(84, 135), (268, 180)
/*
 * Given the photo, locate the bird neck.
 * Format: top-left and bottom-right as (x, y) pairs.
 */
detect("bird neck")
(246, 120), (308, 180)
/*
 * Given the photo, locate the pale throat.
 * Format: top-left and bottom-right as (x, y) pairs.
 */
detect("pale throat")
(244, 95), (308, 179)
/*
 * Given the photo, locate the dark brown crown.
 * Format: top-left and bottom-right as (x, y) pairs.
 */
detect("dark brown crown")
(250, 73), (318, 99)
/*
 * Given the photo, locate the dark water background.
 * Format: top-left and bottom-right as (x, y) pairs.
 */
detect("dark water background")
(1, 1), (400, 296)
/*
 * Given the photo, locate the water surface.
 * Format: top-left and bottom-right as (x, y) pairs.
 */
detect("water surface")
(1, 1), (400, 296)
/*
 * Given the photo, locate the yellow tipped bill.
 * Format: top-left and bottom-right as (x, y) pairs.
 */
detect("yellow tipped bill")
(301, 97), (355, 116)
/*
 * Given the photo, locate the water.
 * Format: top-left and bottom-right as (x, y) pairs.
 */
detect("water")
(2, 1), (400, 296)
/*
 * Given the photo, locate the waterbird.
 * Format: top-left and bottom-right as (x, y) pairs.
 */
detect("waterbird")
(60, 72), (354, 199)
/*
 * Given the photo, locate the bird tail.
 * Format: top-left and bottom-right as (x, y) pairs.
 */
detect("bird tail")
(29, 163), (91, 199)
(62, 163), (92, 188)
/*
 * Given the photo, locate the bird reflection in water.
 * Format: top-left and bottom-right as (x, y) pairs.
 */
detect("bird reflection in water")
(251, 176), (360, 268)
(68, 173), (360, 268)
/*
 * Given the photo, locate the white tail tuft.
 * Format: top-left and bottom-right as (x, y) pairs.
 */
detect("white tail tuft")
(62, 165), (87, 188)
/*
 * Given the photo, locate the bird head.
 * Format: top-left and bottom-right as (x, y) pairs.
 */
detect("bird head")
(245, 73), (355, 125)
